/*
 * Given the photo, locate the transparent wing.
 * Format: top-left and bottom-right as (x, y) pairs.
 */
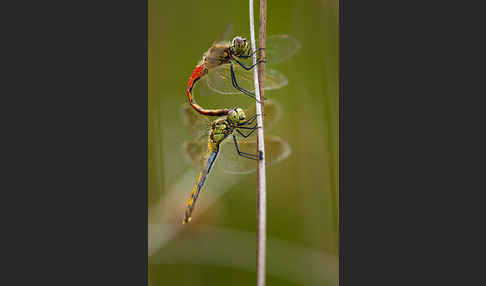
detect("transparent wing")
(180, 104), (211, 139)
(194, 73), (219, 97)
(181, 98), (282, 136)
(182, 100), (286, 174)
(243, 99), (282, 132)
(205, 64), (288, 94)
(214, 22), (234, 44)
(217, 135), (291, 174)
(183, 138), (210, 172)
(258, 35), (301, 65)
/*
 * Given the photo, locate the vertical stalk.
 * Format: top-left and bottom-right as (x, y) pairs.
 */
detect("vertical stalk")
(249, 0), (266, 285)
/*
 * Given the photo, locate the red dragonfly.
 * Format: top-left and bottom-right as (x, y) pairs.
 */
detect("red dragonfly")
(186, 29), (300, 116)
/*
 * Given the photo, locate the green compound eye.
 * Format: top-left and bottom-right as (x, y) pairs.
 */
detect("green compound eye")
(181, 100), (291, 223)
(236, 108), (246, 122)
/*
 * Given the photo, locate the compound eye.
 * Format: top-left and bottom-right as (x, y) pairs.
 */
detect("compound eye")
(237, 109), (246, 120)
(233, 37), (245, 47)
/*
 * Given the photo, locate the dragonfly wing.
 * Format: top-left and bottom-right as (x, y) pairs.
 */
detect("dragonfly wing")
(205, 64), (288, 94)
(195, 75), (220, 97)
(180, 104), (211, 139)
(218, 135), (291, 174)
(183, 138), (210, 172)
(214, 22), (234, 44)
(259, 35), (301, 65)
(243, 99), (282, 132)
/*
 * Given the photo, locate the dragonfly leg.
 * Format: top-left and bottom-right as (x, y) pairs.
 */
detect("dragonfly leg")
(240, 113), (260, 126)
(232, 57), (264, 71)
(229, 63), (263, 103)
(247, 113), (258, 121)
(236, 126), (259, 138)
(232, 134), (259, 160)
(230, 61), (267, 100)
(238, 125), (258, 130)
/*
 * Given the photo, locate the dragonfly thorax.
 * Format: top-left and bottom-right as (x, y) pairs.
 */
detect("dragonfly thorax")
(230, 36), (251, 58)
(210, 119), (232, 144)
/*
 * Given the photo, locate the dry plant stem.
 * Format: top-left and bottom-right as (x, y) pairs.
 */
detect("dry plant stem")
(249, 0), (267, 285)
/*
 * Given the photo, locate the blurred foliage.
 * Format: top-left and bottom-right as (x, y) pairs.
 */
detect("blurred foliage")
(149, 0), (339, 285)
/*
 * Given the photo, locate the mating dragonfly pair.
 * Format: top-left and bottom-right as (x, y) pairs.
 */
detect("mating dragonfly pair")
(182, 28), (301, 223)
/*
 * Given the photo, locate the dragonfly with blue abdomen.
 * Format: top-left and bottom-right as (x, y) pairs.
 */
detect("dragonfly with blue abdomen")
(181, 100), (290, 223)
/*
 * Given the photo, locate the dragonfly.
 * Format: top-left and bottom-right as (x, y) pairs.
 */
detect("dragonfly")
(181, 100), (290, 223)
(186, 28), (301, 117)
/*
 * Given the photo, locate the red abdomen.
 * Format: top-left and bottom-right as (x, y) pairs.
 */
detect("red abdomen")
(186, 64), (229, 116)
(187, 65), (206, 93)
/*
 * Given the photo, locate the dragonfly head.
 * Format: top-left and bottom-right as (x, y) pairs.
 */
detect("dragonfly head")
(231, 36), (251, 57)
(227, 107), (247, 126)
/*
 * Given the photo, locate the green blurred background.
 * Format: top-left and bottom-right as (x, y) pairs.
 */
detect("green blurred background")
(149, 0), (339, 285)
